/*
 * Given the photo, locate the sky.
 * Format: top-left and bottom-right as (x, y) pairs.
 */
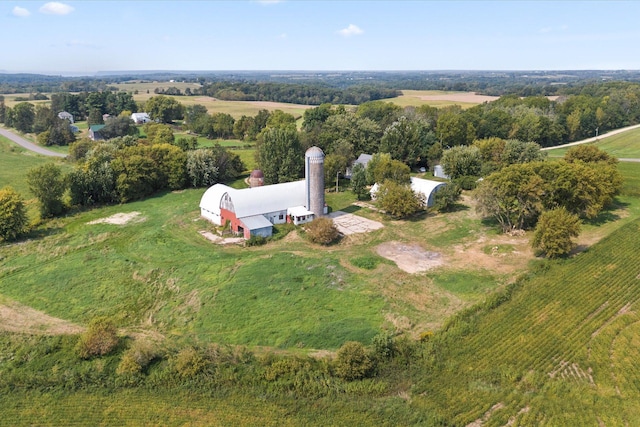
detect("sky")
(2, 1), (640, 75)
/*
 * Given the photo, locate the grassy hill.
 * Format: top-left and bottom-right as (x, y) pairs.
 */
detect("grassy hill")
(546, 126), (640, 158)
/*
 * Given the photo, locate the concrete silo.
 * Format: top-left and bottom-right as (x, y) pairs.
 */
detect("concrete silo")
(305, 146), (325, 217)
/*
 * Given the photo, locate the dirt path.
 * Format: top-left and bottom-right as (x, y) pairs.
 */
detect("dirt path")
(0, 126), (67, 157)
(0, 297), (84, 335)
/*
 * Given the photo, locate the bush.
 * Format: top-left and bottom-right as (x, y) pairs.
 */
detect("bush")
(76, 317), (119, 359)
(532, 207), (581, 258)
(334, 341), (374, 381)
(350, 255), (381, 270)
(173, 346), (206, 378)
(432, 183), (462, 212)
(116, 340), (158, 375)
(453, 175), (478, 190)
(246, 235), (267, 247)
(371, 332), (396, 361)
(0, 187), (28, 242)
(375, 180), (425, 218)
(305, 217), (340, 245)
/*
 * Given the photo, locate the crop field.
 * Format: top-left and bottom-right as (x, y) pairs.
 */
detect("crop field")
(409, 217), (640, 425)
(546, 126), (640, 158)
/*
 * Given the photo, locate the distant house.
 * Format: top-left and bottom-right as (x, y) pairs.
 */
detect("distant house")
(131, 112), (151, 124)
(57, 111), (74, 123)
(370, 177), (448, 208)
(345, 153), (373, 178)
(89, 124), (106, 141)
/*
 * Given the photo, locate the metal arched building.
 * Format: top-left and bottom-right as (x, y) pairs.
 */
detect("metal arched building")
(199, 147), (327, 239)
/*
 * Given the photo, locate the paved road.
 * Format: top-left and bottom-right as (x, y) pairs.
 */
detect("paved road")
(0, 127), (66, 158)
(541, 123), (640, 151)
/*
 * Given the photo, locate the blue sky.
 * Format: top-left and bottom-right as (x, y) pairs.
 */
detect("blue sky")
(3, 1), (640, 74)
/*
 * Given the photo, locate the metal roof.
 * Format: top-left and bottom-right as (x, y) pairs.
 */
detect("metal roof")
(239, 214), (273, 230)
(199, 180), (307, 218)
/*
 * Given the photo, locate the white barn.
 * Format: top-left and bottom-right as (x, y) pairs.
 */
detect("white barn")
(370, 177), (448, 208)
(200, 147), (327, 239)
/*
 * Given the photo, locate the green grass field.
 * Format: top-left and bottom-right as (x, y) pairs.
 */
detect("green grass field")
(546, 127), (640, 158)
(0, 135), (70, 196)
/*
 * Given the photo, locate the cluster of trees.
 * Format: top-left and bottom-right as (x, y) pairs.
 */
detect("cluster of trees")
(198, 82), (400, 105)
(51, 91), (137, 123)
(0, 99), (76, 146)
(474, 145), (621, 257)
(66, 136), (243, 207)
(5, 132), (244, 232)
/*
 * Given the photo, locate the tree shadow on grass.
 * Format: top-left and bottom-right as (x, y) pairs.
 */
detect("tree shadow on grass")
(437, 202), (470, 213)
(341, 205), (362, 214)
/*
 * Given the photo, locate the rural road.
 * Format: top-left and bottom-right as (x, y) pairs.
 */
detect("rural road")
(0, 127), (66, 158)
(541, 123), (640, 151)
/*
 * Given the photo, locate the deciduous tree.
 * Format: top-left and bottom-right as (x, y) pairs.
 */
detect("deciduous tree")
(0, 187), (28, 241)
(26, 163), (67, 218)
(532, 208), (581, 258)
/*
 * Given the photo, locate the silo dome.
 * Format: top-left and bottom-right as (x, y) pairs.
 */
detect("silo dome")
(305, 146), (325, 161)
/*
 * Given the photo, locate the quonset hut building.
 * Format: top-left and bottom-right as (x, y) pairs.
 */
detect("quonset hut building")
(199, 147), (327, 239)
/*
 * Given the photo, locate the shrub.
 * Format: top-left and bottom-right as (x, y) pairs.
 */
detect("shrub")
(350, 255), (380, 270)
(376, 180), (425, 218)
(246, 235), (267, 247)
(173, 346), (207, 378)
(371, 332), (396, 361)
(305, 217), (340, 245)
(532, 207), (581, 258)
(76, 317), (119, 359)
(0, 187), (28, 242)
(453, 175), (478, 190)
(334, 341), (374, 381)
(432, 183), (462, 212)
(116, 340), (158, 375)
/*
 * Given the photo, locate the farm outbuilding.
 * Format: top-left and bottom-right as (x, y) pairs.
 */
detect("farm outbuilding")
(131, 112), (151, 124)
(200, 147), (327, 239)
(370, 177), (448, 208)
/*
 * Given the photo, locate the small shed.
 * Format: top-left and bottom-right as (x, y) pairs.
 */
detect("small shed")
(433, 165), (450, 179)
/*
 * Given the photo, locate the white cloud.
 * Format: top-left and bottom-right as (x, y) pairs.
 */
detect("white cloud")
(539, 27), (552, 34)
(12, 6), (30, 17)
(337, 24), (364, 37)
(277, 33), (287, 39)
(256, 0), (283, 4)
(39, 2), (74, 15)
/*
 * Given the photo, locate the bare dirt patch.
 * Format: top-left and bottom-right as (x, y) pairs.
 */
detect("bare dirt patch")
(199, 230), (244, 245)
(0, 298), (84, 335)
(88, 211), (144, 225)
(377, 241), (444, 274)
